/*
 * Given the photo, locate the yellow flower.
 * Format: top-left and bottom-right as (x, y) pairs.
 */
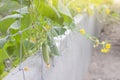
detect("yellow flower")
(45, 25), (51, 30)
(96, 40), (99, 45)
(23, 67), (29, 71)
(47, 64), (51, 69)
(94, 40), (99, 48)
(79, 29), (86, 35)
(101, 48), (109, 53)
(106, 9), (110, 15)
(77, 8), (81, 13)
(30, 37), (36, 43)
(105, 43), (111, 49)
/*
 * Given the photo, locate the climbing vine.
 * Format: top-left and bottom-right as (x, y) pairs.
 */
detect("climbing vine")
(0, 0), (117, 79)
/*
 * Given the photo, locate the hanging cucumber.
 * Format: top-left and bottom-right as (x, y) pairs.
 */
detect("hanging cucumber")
(47, 35), (60, 56)
(42, 41), (50, 65)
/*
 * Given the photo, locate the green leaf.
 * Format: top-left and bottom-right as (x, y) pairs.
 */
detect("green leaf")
(0, 14), (23, 35)
(54, 27), (66, 35)
(51, 28), (59, 37)
(57, 0), (73, 24)
(58, 0), (72, 18)
(34, 0), (64, 25)
(0, 19), (15, 35)
(47, 35), (60, 56)
(14, 6), (29, 15)
(9, 20), (20, 30)
(0, 36), (9, 49)
(10, 14), (31, 42)
(21, 14), (31, 30)
(3, 38), (16, 56)
(50, 5), (61, 18)
(0, 49), (9, 62)
(12, 0), (31, 6)
(0, 14), (22, 21)
(0, 71), (8, 79)
(0, 62), (5, 76)
(51, 27), (66, 37)
(24, 40), (35, 50)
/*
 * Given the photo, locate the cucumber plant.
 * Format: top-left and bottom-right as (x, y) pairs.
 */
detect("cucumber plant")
(0, 0), (115, 79)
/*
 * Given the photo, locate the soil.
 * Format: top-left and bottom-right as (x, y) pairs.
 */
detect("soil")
(84, 23), (120, 80)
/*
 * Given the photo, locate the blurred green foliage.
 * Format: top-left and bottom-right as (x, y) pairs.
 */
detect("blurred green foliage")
(0, 0), (20, 18)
